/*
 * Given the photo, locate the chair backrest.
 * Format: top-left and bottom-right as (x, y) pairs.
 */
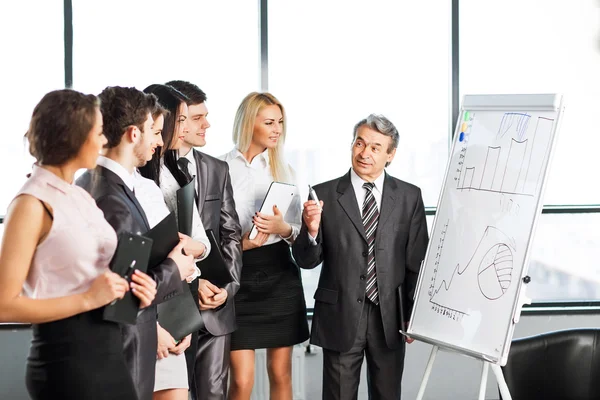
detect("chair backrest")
(501, 328), (600, 400)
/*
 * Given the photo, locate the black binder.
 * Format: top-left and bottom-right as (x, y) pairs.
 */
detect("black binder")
(103, 232), (153, 324)
(176, 179), (195, 237)
(145, 212), (179, 269)
(146, 212), (203, 340)
(397, 285), (408, 334)
(196, 229), (233, 288)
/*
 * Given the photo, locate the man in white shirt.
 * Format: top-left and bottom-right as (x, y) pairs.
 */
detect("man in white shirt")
(77, 86), (195, 400)
(293, 114), (429, 400)
(166, 80), (243, 400)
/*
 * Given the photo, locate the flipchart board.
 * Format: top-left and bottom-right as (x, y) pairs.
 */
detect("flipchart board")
(407, 94), (564, 365)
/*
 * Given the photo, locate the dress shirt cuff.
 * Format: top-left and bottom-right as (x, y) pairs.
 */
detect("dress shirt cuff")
(194, 240), (210, 262)
(307, 232), (318, 246)
(186, 266), (201, 283)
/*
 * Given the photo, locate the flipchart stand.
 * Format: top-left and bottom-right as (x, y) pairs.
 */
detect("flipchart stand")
(414, 345), (511, 400)
(411, 280), (532, 400)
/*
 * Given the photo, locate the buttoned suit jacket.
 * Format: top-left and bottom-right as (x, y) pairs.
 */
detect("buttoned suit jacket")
(292, 170), (429, 353)
(191, 149), (243, 336)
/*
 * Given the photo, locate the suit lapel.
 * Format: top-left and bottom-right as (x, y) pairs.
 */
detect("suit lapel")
(193, 150), (208, 214)
(337, 172), (367, 243)
(377, 172), (398, 233)
(98, 166), (151, 232)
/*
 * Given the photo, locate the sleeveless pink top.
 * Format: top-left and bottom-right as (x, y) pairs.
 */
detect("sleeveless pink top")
(16, 165), (117, 299)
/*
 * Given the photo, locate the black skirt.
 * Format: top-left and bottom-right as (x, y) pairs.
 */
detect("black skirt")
(26, 308), (137, 400)
(231, 240), (309, 350)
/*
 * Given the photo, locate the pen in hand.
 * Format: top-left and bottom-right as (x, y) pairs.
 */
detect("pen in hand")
(308, 185), (321, 211)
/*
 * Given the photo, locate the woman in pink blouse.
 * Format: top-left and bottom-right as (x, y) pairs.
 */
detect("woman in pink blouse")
(0, 89), (156, 399)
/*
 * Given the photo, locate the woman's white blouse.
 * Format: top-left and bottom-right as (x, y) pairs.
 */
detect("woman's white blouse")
(220, 148), (301, 247)
(158, 163), (211, 261)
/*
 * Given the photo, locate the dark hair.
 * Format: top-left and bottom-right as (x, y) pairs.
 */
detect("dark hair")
(166, 80), (207, 105)
(138, 84), (190, 187)
(151, 102), (168, 121)
(98, 86), (158, 148)
(26, 89), (99, 166)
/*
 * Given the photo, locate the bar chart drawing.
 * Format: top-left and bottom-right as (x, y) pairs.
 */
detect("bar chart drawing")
(457, 114), (555, 197)
(497, 112), (531, 140)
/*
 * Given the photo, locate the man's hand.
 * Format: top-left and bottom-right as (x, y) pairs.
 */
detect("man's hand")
(198, 279), (228, 310)
(302, 200), (324, 238)
(169, 334), (191, 355)
(130, 270), (157, 309)
(157, 323), (177, 359)
(168, 239), (196, 280)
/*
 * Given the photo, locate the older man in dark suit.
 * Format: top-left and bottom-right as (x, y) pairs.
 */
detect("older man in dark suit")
(166, 80), (243, 400)
(77, 86), (194, 400)
(293, 114), (429, 400)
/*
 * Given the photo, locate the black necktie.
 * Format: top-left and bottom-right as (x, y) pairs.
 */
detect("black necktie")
(177, 157), (199, 206)
(177, 157), (194, 182)
(362, 182), (379, 305)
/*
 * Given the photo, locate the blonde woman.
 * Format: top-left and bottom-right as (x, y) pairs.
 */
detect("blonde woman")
(220, 92), (309, 400)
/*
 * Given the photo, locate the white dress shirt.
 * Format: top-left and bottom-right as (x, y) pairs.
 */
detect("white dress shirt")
(158, 161), (211, 261)
(96, 156), (135, 191)
(308, 168), (385, 244)
(220, 148), (301, 246)
(350, 168), (385, 213)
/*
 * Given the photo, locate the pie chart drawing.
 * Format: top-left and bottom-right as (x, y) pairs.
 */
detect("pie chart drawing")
(477, 244), (513, 300)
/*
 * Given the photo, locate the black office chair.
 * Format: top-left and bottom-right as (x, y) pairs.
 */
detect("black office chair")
(501, 328), (600, 400)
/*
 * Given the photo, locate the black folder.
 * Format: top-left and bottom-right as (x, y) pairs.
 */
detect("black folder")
(196, 229), (233, 288)
(145, 212), (179, 269)
(397, 285), (408, 333)
(146, 212), (203, 340)
(176, 179), (195, 237)
(103, 232), (153, 324)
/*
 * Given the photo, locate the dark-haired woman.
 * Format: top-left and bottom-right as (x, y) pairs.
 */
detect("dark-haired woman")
(140, 84), (210, 400)
(0, 89), (138, 399)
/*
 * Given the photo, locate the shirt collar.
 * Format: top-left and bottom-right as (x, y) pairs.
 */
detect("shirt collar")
(96, 156), (135, 191)
(31, 164), (74, 194)
(180, 148), (196, 165)
(230, 147), (270, 168)
(350, 168), (385, 193)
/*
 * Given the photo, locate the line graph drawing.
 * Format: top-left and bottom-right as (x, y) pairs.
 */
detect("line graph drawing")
(497, 112), (531, 140)
(457, 115), (555, 197)
(430, 226), (516, 315)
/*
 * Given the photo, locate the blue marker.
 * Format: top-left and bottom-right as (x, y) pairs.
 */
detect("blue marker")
(459, 132), (465, 142)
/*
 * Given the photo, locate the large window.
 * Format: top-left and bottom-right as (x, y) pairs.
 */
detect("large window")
(268, 1), (451, 307)
(460, 0), (600, 205)
(0, 0), (64, 214)
(460, 0), (600, 302)
(1, 1), (597, 307)
(72, 0), (260, 157)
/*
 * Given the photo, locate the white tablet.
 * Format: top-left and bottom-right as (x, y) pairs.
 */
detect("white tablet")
(249, 181), (298, 240)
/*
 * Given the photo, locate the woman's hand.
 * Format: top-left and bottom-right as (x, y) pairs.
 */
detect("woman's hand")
(83, 271), (129, 310)
(169, 334), (191, 355)
(157, 323), (176, 359)
(130, 270), (157, 309)
(253, 205), (292, 237)
(242, 231), (269, 251)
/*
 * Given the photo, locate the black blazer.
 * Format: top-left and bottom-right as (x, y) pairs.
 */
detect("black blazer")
(77, 166), (183, 304)
(292, 170), (429, 353)
(192, 150), (243, 336)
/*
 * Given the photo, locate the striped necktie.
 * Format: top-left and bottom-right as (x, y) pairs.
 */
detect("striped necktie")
(362, 182), (379, 305)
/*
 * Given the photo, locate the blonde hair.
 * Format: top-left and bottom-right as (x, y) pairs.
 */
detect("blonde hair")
(232, 92), (290, 182)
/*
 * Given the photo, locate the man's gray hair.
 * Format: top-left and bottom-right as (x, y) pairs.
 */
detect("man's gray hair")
(352, 114), (399, 152)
